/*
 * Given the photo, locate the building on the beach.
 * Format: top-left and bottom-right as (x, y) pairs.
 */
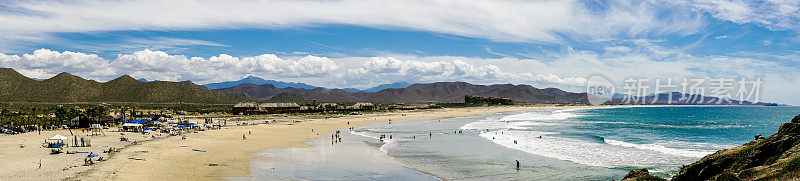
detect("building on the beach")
(314, 103), (339, 110)
(348, 102), (375, 110)
(120, 123), (143, 132)
(464, 95), (513, 105)
(232, 102), (302, 115)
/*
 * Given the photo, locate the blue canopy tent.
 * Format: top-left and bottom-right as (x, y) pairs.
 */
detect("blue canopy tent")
(120, 119), (155, 124)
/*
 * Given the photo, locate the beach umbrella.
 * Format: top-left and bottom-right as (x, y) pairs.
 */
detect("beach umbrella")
(48, 134), (68, 140)
(88, 154), (99, 157)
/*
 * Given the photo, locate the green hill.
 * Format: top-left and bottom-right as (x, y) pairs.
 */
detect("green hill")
(0, 68), (246, 103)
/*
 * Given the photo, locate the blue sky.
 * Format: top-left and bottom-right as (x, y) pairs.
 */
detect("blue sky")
(0, 0), (798, 104)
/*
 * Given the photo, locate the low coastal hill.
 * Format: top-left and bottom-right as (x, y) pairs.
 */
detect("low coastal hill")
(0, 68), (244, 103)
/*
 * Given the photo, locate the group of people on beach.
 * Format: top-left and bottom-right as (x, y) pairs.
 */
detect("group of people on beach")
(378, 134), (393, 141)
(83, 152), (103, 166)
(331, 130), (342, 145)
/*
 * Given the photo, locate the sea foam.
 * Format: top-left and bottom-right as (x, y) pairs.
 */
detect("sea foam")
(479, 130), (703, 168)
(460, 109), (584, 130)
(604, 139), (714, 158)
(470, 108), (713, 168)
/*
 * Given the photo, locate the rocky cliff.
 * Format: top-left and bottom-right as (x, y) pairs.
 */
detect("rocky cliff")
(670, 114), (800, 181)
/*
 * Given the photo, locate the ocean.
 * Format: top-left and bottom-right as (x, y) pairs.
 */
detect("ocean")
(249, 106), (800, 180)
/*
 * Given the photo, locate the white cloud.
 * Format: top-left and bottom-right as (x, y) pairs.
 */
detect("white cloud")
(108, 49), (341, 82)
(344, 57), (548, 86)
(604, 46), (632, 53)
(0, 0), (707, 45)
(0, 49), (115, 79)
(670, 0), (800, 31)
(0, 48), (798, 104)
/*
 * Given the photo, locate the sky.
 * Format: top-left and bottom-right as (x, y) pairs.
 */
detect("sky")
(0, 0), (798, 104)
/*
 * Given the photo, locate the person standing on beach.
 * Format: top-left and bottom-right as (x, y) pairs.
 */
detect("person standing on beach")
(243, 134), (246, 140)
(429, 132), (432, 138)
(516, 160), (520, 171)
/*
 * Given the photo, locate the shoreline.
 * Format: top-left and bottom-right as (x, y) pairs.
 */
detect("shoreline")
(0, 104), (767, 180)
(68, 105), (572, 180)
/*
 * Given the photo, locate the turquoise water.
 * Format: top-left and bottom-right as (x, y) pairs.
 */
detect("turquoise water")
(251, 106), (800, 180)
(357, 106), (800, 180)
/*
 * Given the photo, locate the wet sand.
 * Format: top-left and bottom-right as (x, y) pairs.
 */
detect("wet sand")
(241, 128), (437, 180)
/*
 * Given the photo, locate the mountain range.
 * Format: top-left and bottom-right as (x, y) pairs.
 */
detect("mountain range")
(203, 75), (318, 90)
(609, 92), (772, 105)
(216, 82), (590, 103)
(0, 68), (779, 105)
(201, 76), (413, 92)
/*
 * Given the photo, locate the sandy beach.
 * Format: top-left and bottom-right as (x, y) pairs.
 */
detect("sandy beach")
(0, 105), (562, 181)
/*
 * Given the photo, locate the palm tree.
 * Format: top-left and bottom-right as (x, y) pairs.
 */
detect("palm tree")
(55, 106), (79, 126)
(85, 106), (108, 125)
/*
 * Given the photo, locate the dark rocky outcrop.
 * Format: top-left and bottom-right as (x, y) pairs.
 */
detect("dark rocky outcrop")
(672, 113), (800, 181)
(621, 168), (666, 181)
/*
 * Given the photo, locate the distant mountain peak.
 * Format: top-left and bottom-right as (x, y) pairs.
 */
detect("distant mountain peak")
(204, 76), (317, 90)
(360, 81), (413, 92)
